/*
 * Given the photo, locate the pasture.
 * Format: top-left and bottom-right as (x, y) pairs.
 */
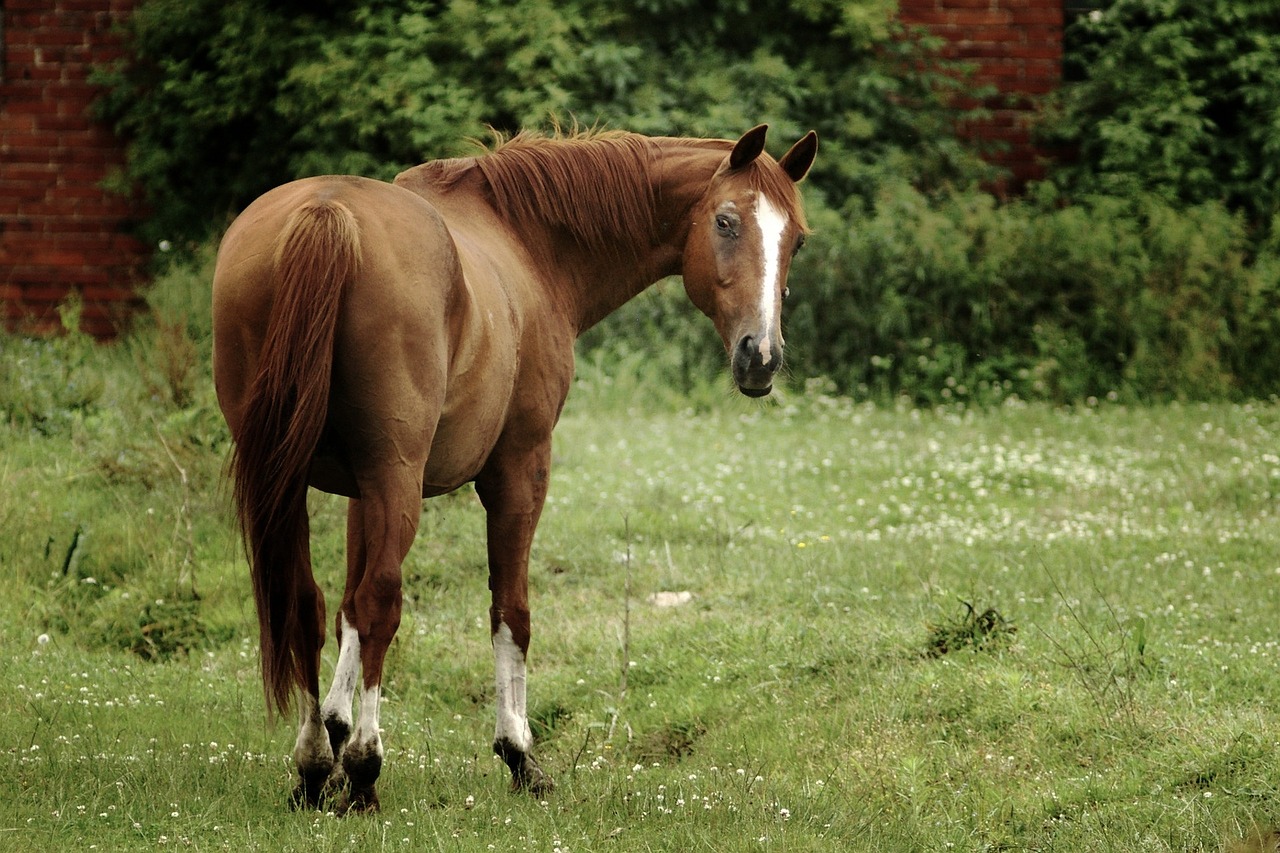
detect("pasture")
(5, 320), (1280, 851)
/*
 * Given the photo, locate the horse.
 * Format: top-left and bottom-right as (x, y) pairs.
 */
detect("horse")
(211, 124), (817, 812)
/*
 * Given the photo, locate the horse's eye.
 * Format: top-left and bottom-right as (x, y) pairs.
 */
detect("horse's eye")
(715, 215), (731, 233)
(782, 287), (790, 302)
(792, 235), (806, 257)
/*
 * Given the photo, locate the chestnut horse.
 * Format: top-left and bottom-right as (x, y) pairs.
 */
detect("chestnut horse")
(212, 125), (817, 812)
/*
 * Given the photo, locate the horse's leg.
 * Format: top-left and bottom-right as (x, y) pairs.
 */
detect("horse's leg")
(312, 500), (369, 803)
(329, 471), (420, 814)
(476, 443), (553, 795)
(288, 571), (330, 809)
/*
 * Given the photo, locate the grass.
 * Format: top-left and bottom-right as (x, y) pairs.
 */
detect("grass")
(6, 289), (1280, 850)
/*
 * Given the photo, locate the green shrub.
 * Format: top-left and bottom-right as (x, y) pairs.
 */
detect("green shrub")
(0, 301), (105, 433)
(93, 2), (1280, 404)
(781, 184), (1280, 403)
(575, 280), (729, 407)
(1045, 0), (1280, 227)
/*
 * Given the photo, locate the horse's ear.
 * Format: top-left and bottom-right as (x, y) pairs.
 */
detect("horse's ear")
(778, 131), (818, 183)
(729, 124), (769, 170)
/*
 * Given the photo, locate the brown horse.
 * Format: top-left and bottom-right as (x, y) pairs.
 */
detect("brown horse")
(212, 125), (817, 812)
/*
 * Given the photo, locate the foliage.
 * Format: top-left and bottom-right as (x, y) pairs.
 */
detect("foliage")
(93, 0), (314, 244)
(95, 0), (985, 247)
(1, 255), (236, 665)
(0, 302), (104, 434)
(1044, 0), (1280, 226)
(575, 280), (730, 407)
(580, 182), (1280, 405)
(782, 183), (1280, 403)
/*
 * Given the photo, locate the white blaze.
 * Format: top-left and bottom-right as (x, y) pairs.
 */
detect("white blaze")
(755, 194), (788, 366)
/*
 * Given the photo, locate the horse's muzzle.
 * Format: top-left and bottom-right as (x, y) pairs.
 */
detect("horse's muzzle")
(732, 334), (781, 397)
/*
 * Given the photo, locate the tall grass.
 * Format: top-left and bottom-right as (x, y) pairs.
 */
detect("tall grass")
(5, 253), (1280, 850)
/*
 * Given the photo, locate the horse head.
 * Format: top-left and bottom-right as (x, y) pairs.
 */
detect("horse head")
(681, 124), (817, 397)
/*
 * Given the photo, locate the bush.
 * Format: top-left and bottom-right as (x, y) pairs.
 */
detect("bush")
(575, 280), (728, 406)
(1, 249), (238, 660)
(780, 184), (1280, 403)
(1044, 0), (1280, 227)
(0, 301), (105, 433)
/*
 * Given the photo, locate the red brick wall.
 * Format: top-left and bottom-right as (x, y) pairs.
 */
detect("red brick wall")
(898, 0), (1063, 190)
(1, 0), (148, 338)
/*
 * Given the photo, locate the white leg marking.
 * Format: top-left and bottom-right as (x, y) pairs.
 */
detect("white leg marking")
(320, 613), (361, 740)
(754, 194), (788, 366)
(293, 691), (330, 770)
(353, 683), (383, 759)
(493, 622), (533, 753)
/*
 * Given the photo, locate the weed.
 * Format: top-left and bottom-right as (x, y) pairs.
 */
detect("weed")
(634, 720), (708, 762)
(925, 599), (1016, 657)
(1038, 561), (1159, 727)
(99, 595), (224, 661)
(134, 316), (200, 408)
(0, 301), (104, 433)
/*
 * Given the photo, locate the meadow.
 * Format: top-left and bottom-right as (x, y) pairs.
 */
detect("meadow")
(5, 303), (1280, 851)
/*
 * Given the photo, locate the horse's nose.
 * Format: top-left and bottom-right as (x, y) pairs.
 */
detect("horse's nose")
(732, 333), (781, 397)
(736, 334), (781, 373)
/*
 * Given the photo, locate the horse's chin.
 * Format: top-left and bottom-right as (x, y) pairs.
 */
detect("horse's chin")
(737, 384), (772, 398)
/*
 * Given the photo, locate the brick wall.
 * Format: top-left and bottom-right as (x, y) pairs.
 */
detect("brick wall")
(1, 0), (148, 339)
(898, 0), (1064, 190)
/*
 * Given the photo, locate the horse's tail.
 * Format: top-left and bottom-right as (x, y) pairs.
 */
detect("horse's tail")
(231, 198), (360, 720)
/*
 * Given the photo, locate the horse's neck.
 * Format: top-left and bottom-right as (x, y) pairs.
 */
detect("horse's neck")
(567, 142), (725, 333)
(401, 140), (727, 336)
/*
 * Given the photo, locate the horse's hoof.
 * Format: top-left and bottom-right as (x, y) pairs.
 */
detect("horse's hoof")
(495, 738), (553, 796)
(511, 755), (554, 796)
(514, 769), (554, 797)
(323, 763), (349, 802)
(335, 787), (380, 815)
(288, 785), (310, 811)
(290, 768), (335, 811)
(290, 785), (322, 811)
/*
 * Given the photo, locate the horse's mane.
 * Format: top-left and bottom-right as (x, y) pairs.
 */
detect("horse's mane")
(465, 129), (808, 256)
(475, 129), (661, 260)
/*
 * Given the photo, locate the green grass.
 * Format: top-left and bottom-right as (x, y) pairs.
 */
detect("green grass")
(6, 315), (1280, 851)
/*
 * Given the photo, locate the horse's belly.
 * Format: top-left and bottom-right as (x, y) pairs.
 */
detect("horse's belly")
(305, 429), (492, 500)
(420, 393), (511, 494)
